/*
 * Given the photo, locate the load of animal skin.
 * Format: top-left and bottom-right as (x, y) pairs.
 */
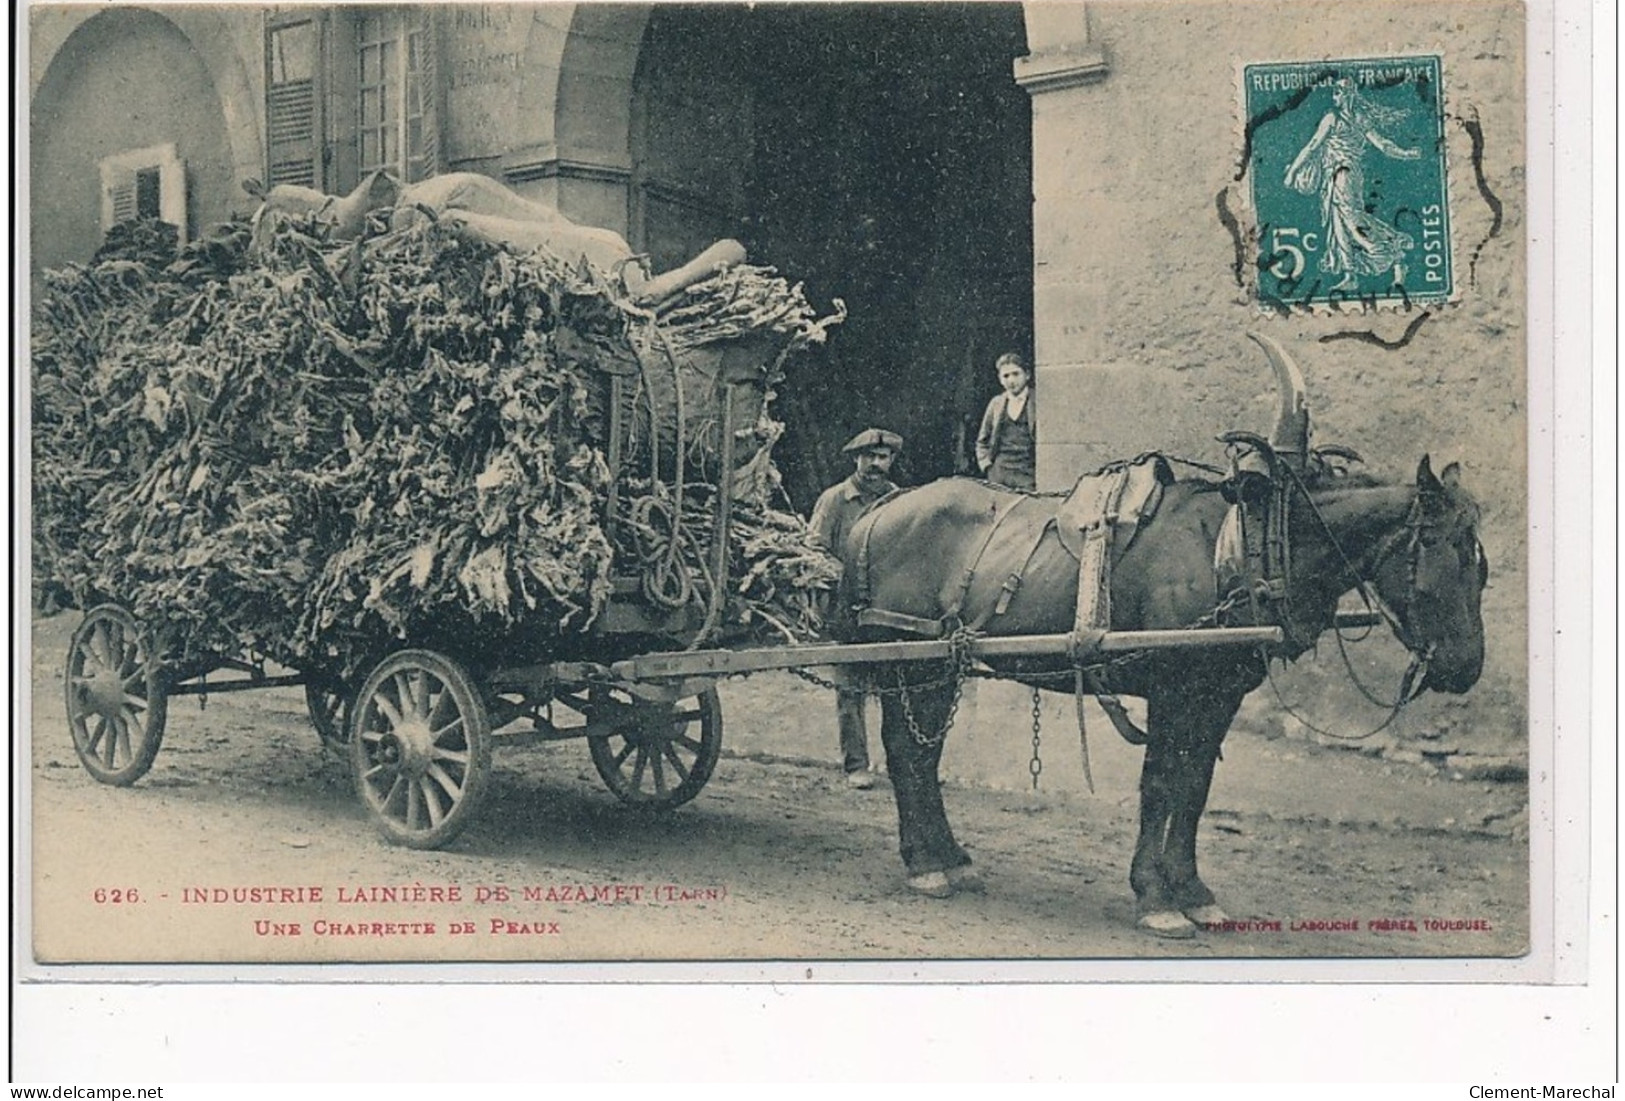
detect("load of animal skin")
(31, 214), (844, 680)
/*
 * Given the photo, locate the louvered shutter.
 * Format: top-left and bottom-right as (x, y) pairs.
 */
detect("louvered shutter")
(265, 13), (325, 188)
(103, 164), (137, 226)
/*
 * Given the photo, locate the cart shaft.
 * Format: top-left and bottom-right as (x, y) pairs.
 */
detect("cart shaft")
(609, 625), (1286, 681)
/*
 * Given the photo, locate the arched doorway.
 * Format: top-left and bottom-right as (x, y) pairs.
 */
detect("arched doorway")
(30, 7), (240, 271)
(608, 4), (1032, 507)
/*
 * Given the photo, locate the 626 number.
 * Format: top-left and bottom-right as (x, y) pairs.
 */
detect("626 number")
(93, 888), (140, 904)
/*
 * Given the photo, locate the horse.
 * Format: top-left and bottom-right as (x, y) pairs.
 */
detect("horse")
(838, 334), (1488, 937)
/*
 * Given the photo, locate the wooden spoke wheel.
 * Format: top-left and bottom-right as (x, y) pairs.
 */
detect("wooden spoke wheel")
(587, 686), (721, 809)
(305, 680), (354, 750)
(64, 605), (167, 786)
(351, 650), (491, 850)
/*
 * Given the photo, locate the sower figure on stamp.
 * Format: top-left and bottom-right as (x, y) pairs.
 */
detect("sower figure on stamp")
(975, 352), (1038, 491)
(1283, 77), (1422, 292)
(806, 428), (903, 790)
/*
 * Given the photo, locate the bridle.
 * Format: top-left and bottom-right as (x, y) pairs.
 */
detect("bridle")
(1357, 494), (1436, 705)
(1250, 477), (1431, 740)
(1280, 463), (1482, 716)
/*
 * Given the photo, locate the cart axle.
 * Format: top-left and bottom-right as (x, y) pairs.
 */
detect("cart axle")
(168, 673), (309, 696)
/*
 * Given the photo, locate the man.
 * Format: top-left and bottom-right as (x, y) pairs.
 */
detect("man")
(806, 428), (903, 790)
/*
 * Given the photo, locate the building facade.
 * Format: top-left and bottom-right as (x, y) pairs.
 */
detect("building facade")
(28, 1), (1526, 762)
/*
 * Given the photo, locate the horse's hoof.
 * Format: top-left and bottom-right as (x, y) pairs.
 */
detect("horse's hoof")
(1137, 911), (1199, 939)
(1183, 904), (1229, 928)
(945, 865), (986, 893)
(907, 872), (953, 899)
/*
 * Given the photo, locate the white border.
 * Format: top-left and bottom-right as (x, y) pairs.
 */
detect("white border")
(8, 0), (1614, 1082)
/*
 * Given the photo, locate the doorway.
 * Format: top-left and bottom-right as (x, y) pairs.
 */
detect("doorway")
(630, 4), (1033, 507)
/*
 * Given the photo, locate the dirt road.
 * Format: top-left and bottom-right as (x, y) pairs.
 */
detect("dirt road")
(25, 612), (1528, 965)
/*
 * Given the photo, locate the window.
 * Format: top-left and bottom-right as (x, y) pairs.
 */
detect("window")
(99, 143), (187, 241)
(357, 7), (433, 183)
(134, 168), (163, 220)
(263, 7), (442, 194)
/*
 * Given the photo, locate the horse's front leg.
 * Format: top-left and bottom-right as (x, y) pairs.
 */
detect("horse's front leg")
(1158, 690), (1244, 928)
(1129, 732), (1187, 936)
(876, 661), (973, 895)
(1130, 687), (1243, 938)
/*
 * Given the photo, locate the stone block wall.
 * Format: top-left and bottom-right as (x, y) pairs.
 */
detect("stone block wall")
(1024, 0), (1527, 753)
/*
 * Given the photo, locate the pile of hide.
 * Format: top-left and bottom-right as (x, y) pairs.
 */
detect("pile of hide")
(32, 214), (843, 679)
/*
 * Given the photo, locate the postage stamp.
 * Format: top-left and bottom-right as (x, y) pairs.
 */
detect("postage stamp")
(1244, 55), (1452, 310)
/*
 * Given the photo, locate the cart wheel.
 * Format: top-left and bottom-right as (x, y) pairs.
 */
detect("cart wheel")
(305, 681), (353, 750)
(64, 605), (168, 786)
(351, 650), (491, 850)
(588, 686), (721, 808)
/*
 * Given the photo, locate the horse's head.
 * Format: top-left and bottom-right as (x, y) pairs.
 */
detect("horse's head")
(1367, 456), (1488, 694)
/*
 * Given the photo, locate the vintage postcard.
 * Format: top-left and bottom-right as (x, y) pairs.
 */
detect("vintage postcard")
(20, 0), (1541, 976)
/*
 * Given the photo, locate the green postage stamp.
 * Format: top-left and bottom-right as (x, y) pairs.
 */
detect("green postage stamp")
(1245, 55), (1450, 309)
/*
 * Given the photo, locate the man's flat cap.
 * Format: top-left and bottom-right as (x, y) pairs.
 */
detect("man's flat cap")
(842, 428), (903, 455)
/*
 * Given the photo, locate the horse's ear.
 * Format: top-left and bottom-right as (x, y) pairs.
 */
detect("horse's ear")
(1416, 455), (1441, 493)
(241, 178), (266, 200)
(1439, 461), (1462, 487)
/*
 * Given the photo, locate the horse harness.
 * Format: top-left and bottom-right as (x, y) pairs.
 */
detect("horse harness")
(848, 456), (1174, 752)
(840, 448), (1451, 762)
(852, 455), (1173, 639)
(1223, 448), (1456, 724)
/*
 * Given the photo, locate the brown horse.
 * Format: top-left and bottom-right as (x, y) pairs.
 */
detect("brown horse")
(838, 336), (1488, 937)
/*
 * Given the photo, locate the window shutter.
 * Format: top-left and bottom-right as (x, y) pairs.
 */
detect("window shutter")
(418, 10), (445, 179)
(103, 165), (137, 227)
(265, 13), (326, 188)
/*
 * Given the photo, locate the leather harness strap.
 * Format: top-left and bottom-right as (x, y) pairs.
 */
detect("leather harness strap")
(1068, 467), (1133, 657)
(855, 489), (1033, 637)
(854, 516), (874, 610)
(955, 494), (1038, 630)
(852, 486), (912, 612)
(992, 521), (1051, 619)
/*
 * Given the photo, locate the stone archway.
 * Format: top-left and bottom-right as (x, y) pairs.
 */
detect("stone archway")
(30, 6), (261, 270)
(28, 7), (260, 261)
(493, 4), (653, 237)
